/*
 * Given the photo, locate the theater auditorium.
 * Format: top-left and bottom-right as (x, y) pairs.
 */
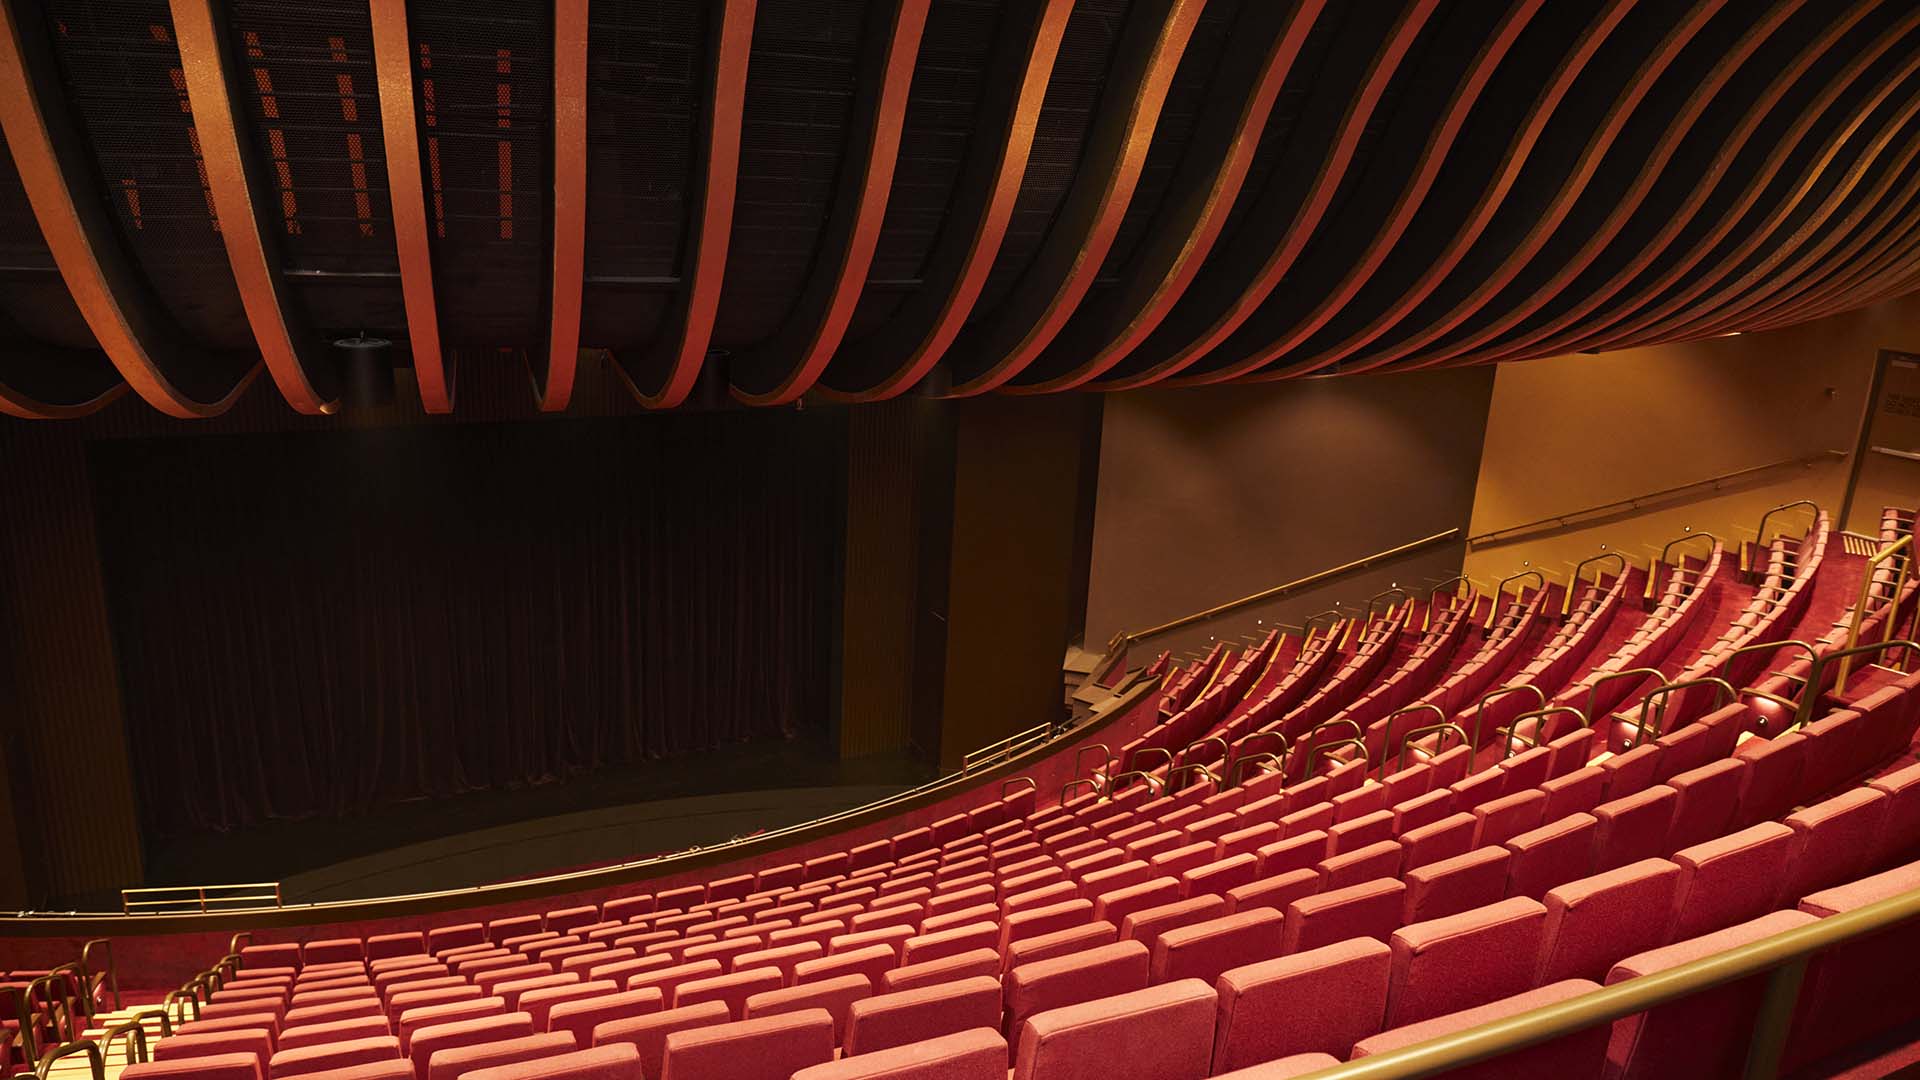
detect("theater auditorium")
(2, 0), (1920, 1077)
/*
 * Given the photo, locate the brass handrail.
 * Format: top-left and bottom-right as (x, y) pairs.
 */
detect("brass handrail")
(1378, 705), (1445, 775)
(1366, 587), (1410, 623)
(1127, 746), (1173, 774)
(999, 777), (1037, 801)
(1835, 535), (1913, 685)
(1397, 722), (1469, 774)
(960, 723), (1050, 773)
(1486, 570), (1544, 632)
(1106, 770), (1164, 796)
(1168, 763), (1220, 790)
(1059, 778), (1100, 807)
(1304, 738), (1367, 777)
(33, 1040), (102, 1080)
(121, 883), (283, 915)
(80, 939), (118, 1012)
(1581, 667), (1665, 727)
(1648, 531), (1718, 603)
(1175, 737), (1229, 771)
(1229, 731), (1290, 783)
(1561, 552), (1627, 618)
(1073, 744), (1113, 783)
(1227, 752), (1281, 787)
(1469, 685), (1546, 770)
(1627, 677), (1735, 749)
(1424, 576), (1472, 632)
(96, 1017), (151, 1066)
(1119, 530), (1462, 643)
(1466, 449), (1846, 549)
(1504, 707), (1587, 759)
(1811, 640), (1919, 726)
(1748, 499), (1820, 575)
(1285, 873), (1920, 1080)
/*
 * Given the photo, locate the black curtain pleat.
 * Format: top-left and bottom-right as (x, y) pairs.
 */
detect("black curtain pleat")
(89, 411), (844, 841)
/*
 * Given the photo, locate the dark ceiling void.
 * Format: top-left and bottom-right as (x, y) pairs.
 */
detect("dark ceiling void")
(1, 0), (1917, 419)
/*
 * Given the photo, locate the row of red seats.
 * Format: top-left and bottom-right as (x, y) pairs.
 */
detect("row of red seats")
(137, 656), (1919, 1078)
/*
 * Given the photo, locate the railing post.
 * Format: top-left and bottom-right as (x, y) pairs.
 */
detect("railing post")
(1741, 956), (1808, 1080)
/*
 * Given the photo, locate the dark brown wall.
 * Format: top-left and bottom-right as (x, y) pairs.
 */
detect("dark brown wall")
(1085, 370), (1497, 662)
(0, 424), (144, 907)
(939, 395), (1100, 770)
(839, 398), (955, 761)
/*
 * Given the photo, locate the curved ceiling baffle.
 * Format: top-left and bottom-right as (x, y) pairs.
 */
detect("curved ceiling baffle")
(168, 0), (338, 414)
(1101, 0), (1539, 392)
(1666, 73), (1920, 338)
(1477, 2), (1920, 361)
(0, 313), (124, 419)
(998, 0), (1327, 395)
(1144, 0), (1637, 390)
(1083, 0), (1451, 392)
(1692, 98), (1920, 337)
(368, 0), (451, 412)
(607, 0), (754, 410)
(1598, 67), (1920, 350)
(726, 0), (928, 406)
(811, 0), (1075, 403)
(936, 0), (1208, 397)
(1431, 0), (1889, 370)
(1395, 0), (1807, 372)
(1758, 167), (1920, 327)
(1750, 103), (1920, 328)
(537, 0), (588, 411)
(0, 0), (249, 417)
(1289, 0), (1725, 380)
(1550, 16), (1920, 356)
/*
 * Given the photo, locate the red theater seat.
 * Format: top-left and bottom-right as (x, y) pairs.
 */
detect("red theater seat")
(424, 1031), (578, 1080)
(1352, 979), (1607, 1080)
(1604, 910), (1819, 1079)
(1147, 907), (1284, 987)
(1004, 940), (1149, 1035)
(1210, 938), (1390, 1071)
(1385, 896), (1546, 1028)
(1011, 980), (1216, 1080)
(743, 973), (874, 1045)
(657, 1009), (835, 1080)
(122, 1055), (264, 1080)
(1667, 823), (1793, 942)
(1536, 860), (1681, 985)
(791, 1027), (1008, 1080)
(268, 1034), (402, 1078)
(459, 1045), (642, 1080)
(841, 976), (1000, 1057)
(408, 1014), (534, 1076)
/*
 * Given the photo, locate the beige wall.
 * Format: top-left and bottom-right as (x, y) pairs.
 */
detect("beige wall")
(1084, 369), (1497, 663)
(1464, 292), (1920, 583)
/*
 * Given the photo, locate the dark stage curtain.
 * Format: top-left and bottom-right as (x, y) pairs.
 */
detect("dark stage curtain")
(89, 412), (844, 840)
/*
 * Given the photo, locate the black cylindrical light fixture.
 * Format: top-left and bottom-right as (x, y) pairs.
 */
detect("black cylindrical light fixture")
(333, 334), (395, 407)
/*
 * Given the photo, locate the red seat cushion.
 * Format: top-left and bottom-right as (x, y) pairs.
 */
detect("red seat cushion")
(1011, 979), (1216, 1080)
(1211, 938), (1389, 1071)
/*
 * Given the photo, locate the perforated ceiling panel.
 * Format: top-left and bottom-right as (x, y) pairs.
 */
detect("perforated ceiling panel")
(404, 0), (547, 349)
(225, 0), (404, 338)
(709, 0), (869, 349)
(0, 149), (94, 349)
(579, 0), (700, 348)
(42, 0), (251, 349)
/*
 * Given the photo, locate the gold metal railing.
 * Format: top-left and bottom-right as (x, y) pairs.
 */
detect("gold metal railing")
(1290, 876), (1920, 1080)
(1117, 529), (1462, 644)
(1466, 450), (1846, 550)
(121, 883), (283, 916)
(1834, 534), (1911, 684)
(959, 724), (1051, 774)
